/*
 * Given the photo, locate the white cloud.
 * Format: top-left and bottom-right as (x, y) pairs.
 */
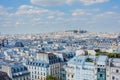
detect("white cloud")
(79, 0), (109, 5)
(92, 8), (100, 12)
(66, 0), (74, 5)
(0, 5), (66, 28)
(72, 9), (85, 16)
(90, 11), (120, 26)
(72, 9), (92, 16)
(1, 4), (120, 33)
(95, 11), (119, 18)
(30, 0), (65, 6)
(0, 6), (9, 16)
(30, 0), (109, 6)
(15, 5), (65, 17)
(47, 16), (54, 19)
(112, 6), (119, 9)
(15, 5), (49, 15)
(15, 21), (25, 25)
(0, 6), (3, 10)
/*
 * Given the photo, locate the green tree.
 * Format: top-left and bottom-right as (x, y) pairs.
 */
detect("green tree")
(108, 53), (116, 58)
(46, 75), (59, 80)
(95, 52), (101, 56)
(86, 58), (93, 62)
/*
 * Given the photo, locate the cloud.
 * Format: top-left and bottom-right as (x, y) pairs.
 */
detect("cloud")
(0, 6), (9, 16)
(30, 0), (109, 6)
(15, 5), (49, 15)
(78, 0), (109, 5)
(94, 12), (120, 19)
(0, 4), (120, 33)
(86, 11), (120, 32)
(15, 5), (65, 17)
(0, 5), (66, 28)
(72, 9), (92, 16)
(112, 6), (119, 9)
(47, 16), (54, 19)
(92, 8), (100, 12)
(30, 0), (65, 6)
(0, 6), (3, 10)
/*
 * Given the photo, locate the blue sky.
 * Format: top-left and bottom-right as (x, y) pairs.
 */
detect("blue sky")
(0, 0), (120, 34)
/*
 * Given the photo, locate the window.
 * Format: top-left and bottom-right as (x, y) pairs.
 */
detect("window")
(35, 75), (37, 79)
(100, 74), (102, 77)
(68, 74), (69, 77)
(116, 78), (119, 80)
(98, 68), (100, 72)
(32, 75), (34, 78)
(116, 69), (119, 73)
(71, 75), (74, 78)
(112, 76), (115, 80)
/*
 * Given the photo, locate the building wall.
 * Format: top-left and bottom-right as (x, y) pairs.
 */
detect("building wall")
(13, 75), (30, 80)
(65, 67), (74, 80)
(2, 65), (12, 79)
(27, 65), (48, 80)
(49, 63), (61, 79)
(110, 67), (120, 80)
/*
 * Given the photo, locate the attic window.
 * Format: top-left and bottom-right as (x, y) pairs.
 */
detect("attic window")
(116, 69), (119, 73)
(85, 58), (93, 62)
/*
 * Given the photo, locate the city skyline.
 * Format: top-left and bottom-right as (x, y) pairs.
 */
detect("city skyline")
(0, 0), (120, 34)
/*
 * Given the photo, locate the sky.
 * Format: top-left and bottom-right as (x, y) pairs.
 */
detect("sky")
(0, 0), (120, 34)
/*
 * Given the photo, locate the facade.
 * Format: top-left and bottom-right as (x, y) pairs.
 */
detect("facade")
(64, 56), (96, 80)
(95, 55), (108, 80)
(26, 52), (61, 80)
(0, 71), (12, 80)
(60, 68), (66, 80)
(2, 63), (30, 80)
(64, 55), (115, 80)
(109, 58), (120, 80)
(27, 60), (49, 80)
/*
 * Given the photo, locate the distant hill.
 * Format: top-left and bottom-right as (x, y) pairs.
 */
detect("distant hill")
(66, 30), (87, 33)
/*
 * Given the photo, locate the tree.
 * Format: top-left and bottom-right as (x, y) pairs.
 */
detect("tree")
(46, 75), (59, 80)
(95, 52), (101, 56)
(86, 58), (93, 62)
(108, 53), (116, 58)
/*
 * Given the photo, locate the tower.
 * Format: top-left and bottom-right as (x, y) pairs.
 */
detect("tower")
(78, 27), (80, 34)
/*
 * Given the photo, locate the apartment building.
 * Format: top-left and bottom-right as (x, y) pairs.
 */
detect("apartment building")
(64, 56), (96, 80)
(109, 58), (120, 80)
(26, 52), (61, 80)
(2, 62), (30, 80)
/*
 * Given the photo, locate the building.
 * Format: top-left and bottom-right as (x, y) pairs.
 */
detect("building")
(95, 55), (108, 80)
(0, 71), (12, 80)
(2, 62), (30, 80)
(109, 58), (120, 80)
(60, 68), (66, 80)
(2, 39), (8, 47)
(26, 52), (61, 80)
(27, 60), (49, 80)
(64, 56), (96, 80)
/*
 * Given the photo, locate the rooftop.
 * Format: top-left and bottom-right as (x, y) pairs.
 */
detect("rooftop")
(0, 71), (12, 80)
(27, 60), (49, 68)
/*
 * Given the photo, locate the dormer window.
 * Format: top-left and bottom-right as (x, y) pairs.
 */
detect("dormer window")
(116, 69), (119, 73)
